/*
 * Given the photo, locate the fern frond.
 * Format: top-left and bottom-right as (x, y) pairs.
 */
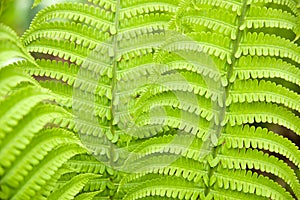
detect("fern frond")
(49, 173), (99, 200)
(8, 144), (85, 200)
(0, 23), (35, 65)
(34, 168), (73, 199)
(221, 125), (300, 168)
(214, 168), (294, 200)
(74, 191), (102, 200)
(88, 0), (116, 12)
(0, 104), (73, 172)
(0, 128), (80, 189)
(240, 6), (298, 34)
(225, 102), (300, 134)
(247, 0), (299, 15)
(39, 81), (73, 107)
(231, 55), (300, 86)
(66, 154), (106, 174)
(25, 38), (110, 67)
(123, 176), (205, 200)
(0, 65), (38, 99)
(181, 8), (237, 39)
(29, 3), (114, 32)
(119, 33), (167, 60)
(218, 148), (300, 198)
(227, 79), (300, 112)
(125, 134), (210, 164)
(22, 21), (109, 50)
(120, 0), (180, 8)
(22, 59), (79, 85)
(0, 86), (55, 133)
(133, 91), (221, 124)
(209, 186), (268, 200)
(134, 107), (212, 138)
(121, 155), (208, 185)
(235, 32), (300, 63)
(164, 32), (231, 63)
(192, 0), (243, 15)
(121, 2), (176, 17)
(82, 177), (110, 193)
(119, 13), (172, 39)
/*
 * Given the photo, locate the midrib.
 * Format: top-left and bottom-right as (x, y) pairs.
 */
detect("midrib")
(204, 0), (249, 196)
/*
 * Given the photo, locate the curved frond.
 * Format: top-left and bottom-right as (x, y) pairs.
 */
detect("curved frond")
(225, 102), (300, 134)
(231, 55), (300, 86)
(218, 148), (300, 198)
(29, 3), (114, 32)
(0, 23), (35, 66)
(22, 21), (109, 50)
(0, 128), (80, 190)
(0, 86), (55, 133)
(221, 125), (300, 168)
(181, 7), (237, 39)
(192, 0), (243, 15)
(123, 175), (205, 200)
(0, 65), (38, 99)
(246, 0), (299, 15)
(214, 168), (294, 200)
(241, 6), (299, 35)
(8, 144), (85, 200)
(235, 32), (300, 63)
(227, 79), (300, 112)
(49, 173), (99, 200)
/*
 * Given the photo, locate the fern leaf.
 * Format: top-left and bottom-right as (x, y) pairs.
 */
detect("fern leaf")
(0, 128), (80, 190)
(166, 32), (232, 63)
(181, 7), (237, 39)
(48, 173), (99, 200)
(0, 86), (55, 133)
(22, 59), (79, 85)
(88, 0), (116, 12)
(34, 168), (73, 199)
(74, 191), (102, 200)
(0, 65), (38, 99)
(0, 23), (35, 65)
(192, 0), (243, 15)
(240, 6), (298, 34)
(247, 0), (299, 15)
(214, 168), (294, 200)
(227, 79), (300, 112)
(66, 154), (106, 174)
(133, 91), (221, 124)
(0, 104), (72, 172)
(39, 81), (73, 107)
(28, 3), (114, 32)
(134, 107), (212, 138)
(235, 32), (300, 63)
(225, 102), (300, 134)
(119, 33), (168, 60)
(125, 134), (210, 164)
(8, 144), (85, 200)
(221, 125), (300, 168)
(123, 176), (205, 200)
(119, 13), (172, 39)
(25, 38), (110, 67)
(121, 155), (208, 185)
(210, 186), (268, 200)
(218, 148), (300, 198)
(22, 21), (109, 50)
(231, 55), (300, 86)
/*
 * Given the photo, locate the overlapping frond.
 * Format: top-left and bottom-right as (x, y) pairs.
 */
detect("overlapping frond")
(1, 0), (300, 198)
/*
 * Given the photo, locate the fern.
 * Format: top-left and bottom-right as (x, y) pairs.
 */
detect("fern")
(1, 0), (300, 199)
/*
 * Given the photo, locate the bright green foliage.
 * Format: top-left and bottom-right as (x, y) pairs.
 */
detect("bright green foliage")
(0, 0), (299, 199)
